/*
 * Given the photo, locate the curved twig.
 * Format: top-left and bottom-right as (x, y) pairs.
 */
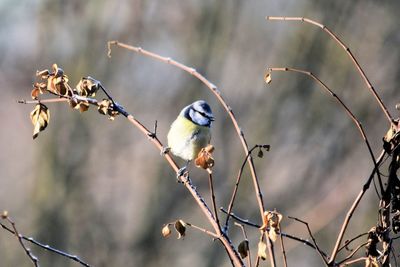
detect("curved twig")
(2, 217), (39, 267)
(20, 87), (244, 266)
(224, 145), (269, 232)
(266, 67), (384, 194)
(288, 216), (328, 265)
(220, 208), (330, 259)
(266, 16), (393, 125)
(107, 40), (273, 266)
(107, 41), (266, 219)
(1, 221), (91, 267)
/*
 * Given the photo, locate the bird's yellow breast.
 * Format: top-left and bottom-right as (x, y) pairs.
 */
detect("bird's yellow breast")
(167, 116), (211, 161)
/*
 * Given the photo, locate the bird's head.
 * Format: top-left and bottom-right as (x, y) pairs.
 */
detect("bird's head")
(181, 100), (214, 127)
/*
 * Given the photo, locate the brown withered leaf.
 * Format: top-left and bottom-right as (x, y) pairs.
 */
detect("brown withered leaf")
(195, 144), (215, 170)
(30, 104), (50, 139)
(260, 210), (283, 242)
(31, 88), (40, 99)
(238, 240), (249, 259)
(161, 224), (172, 238)
(257, 240), (267, 260)
(97, 99), (119, 120)
(69, 99), (90, 113)
(174, 220), (186, 239)
(46, 64), (71, 96)
(31, 82), (47, 99)
(264, 71), (272, 84)
(98, 99), (111, 115)
(76, 77), (100, 97)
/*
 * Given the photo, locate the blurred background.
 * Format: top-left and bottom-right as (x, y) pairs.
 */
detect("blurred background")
(1, 0), (400, 266)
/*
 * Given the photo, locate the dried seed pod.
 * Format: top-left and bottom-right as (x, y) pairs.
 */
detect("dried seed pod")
(174, 220), (186, 239)
(238, 240), (249, 259)
(161, 224), (172, 238)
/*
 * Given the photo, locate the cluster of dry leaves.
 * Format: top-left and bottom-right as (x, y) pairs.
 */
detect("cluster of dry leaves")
(29, 64), (119, 139)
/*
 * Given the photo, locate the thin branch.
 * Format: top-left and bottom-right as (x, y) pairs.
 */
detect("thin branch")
(220, 208), (330, 259)
(224, 145), (261, 232)
(107, 41), (266, 222)
(288, 216), (328, 265)
(185, 222), (220, 239)
(329, 150), (386, 264)
(2, 216), (39, 267)
(340, 256), (367, 266)
(234, 222), (252, 267)
(267, 67), (384, 195)
(278, 220), (288, 267)
(208, 172), (221, 230)
(17, 98), (69, 104)
(1, 221), (91, 267)
(338, 232), (368, 253)
(337, 242), (368, 265)
(20, 80), (244, 266)
(266, 16), (394, 124)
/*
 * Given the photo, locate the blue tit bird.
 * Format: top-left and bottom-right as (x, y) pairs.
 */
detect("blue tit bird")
(167, 100), (214, 176)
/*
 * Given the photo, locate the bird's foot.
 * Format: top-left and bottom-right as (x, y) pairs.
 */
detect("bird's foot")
(176, 166), (188, 183)
(161, 146), (171, 156)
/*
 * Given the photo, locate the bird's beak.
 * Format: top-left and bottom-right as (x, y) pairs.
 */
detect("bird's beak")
(209, 116), (215, 121)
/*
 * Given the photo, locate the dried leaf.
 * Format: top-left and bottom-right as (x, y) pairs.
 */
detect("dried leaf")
(267, 211), (283, 229)
(31, 88), (40, 99)
(195, 144), (215, 170)
(365, 257), (379, 267)
(98, 99), (112, 115)
(78, 101), (90, 113)
(257, 149), (264, 158)
(45, 64), (70, 96)
(97, 99), (119, 120)
(268, 229), (278, 242)
(238, 240), (249, 259)
(1, 210), (8, 219)
(174, 220), (186, 239)
(161, 224), (172, 238)
(30, 104), (50, 139)
(264, 71), (272, 84)
(36, 69), (50, 79)
(76, 77), (100, 97)
(260, 210), (283, 243)
(257, 240), (267, 260)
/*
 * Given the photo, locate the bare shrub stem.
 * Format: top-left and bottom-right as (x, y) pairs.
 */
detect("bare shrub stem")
(266, 16), (393, 125)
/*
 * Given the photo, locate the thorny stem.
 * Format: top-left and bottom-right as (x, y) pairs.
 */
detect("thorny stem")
(266, 16), (394, 125)
(108, 40), (272, 266)
(329, 150), (386, 264)
(0, 221), (91, 267)
(288, 216), (328, 265)
(2, 217), (39, 267)
(267, 67), (384, 195)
